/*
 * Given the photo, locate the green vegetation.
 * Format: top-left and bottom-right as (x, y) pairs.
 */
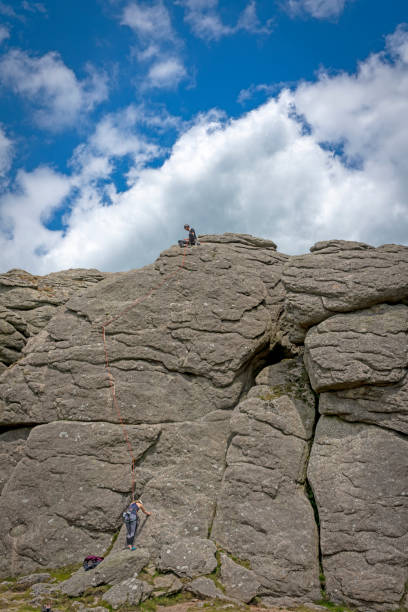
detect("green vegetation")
(103, 528), (121, 557)
(316, 599), (355, 612)
(48, 562), (82, 582)
(227, 553), (251, 570)
(139, 590), (193, 612)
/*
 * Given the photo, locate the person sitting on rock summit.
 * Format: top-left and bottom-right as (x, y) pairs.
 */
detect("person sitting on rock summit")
(178, 223), (198, 247)
(123, 499), (151, 551)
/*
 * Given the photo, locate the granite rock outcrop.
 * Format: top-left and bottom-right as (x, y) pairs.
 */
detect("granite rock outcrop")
(0, 235), (407, 612)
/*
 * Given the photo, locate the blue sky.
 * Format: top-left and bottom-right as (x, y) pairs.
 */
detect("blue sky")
(0, 0), (407, 273)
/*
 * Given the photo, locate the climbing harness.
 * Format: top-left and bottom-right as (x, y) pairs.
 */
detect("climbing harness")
(101, 243), (188, 500)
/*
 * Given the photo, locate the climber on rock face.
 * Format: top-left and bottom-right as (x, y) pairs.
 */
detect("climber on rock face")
(123, 499), (151, 550)
(178, 224), (198, 247)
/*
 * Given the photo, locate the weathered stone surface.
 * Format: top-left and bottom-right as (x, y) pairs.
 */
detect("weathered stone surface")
(250, 357), (316, 440)
(60, 549), (149, 596)
(29, 582), (58, 597)
(16, 572), (51, 587)
(111, 414), (230, 557)
(158, 537), (217, 578)
(212, 360), (320, 603)
(319, 375), (408, 434)
(0, 427), (31, 494)
(199, 232), (277, 249)
(304, 304), (408, 392)
(308, 416), (408, 611)
(220, 553), (260, 603)
(151, 573), (183, 596)
(0, 421), (159, 575)
(186, 577), (229, 601)
(0, 238), (286, 427)
(281, 242), (408, 343)
(0, 268), (108, 369)
(0, 307), (29, 366)
(102, 576), (152, 609)
(1, 234), (408, 612)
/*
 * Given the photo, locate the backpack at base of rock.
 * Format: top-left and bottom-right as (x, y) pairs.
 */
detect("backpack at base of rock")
(83, 555), (104, 571)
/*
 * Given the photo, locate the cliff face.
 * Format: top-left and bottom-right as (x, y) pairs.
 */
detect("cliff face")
(0, 234), (407, 611)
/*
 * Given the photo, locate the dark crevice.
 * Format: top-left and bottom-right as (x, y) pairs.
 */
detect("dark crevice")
(0, 423), (38, 435)
(208, 429), (234, 540)
(304, 387), (326, 598)
(305, 479), (325, 597)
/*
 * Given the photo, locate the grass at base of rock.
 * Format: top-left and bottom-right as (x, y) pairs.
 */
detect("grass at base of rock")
(139, 590), (194, 612)
(315, 599), (355, 612)
(45, 562), (82, 583)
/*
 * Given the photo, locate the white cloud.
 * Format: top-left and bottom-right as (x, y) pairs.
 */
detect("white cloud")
(146, 57), (187, 89)
(0, 167), (71, 270)
(286, 0), (349, 19)
(121, 1), (187, 89)
(71, 105), (164, 184)
(1, 24), (408, 274)
(22, 1), (47, 14)
(238, 82), (280, 104)
(0, 124), (13, 178)
(121, 1), (174, 42)
(0, 49), (108, 130)
(0, 25), (10, 43)
(178, 0), (272, 41)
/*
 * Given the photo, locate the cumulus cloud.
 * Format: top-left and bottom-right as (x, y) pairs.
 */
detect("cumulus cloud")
(121, 1), (174, 42)
(121, 1), (187, 89)
(1, 24), (408, 274)
(71, 104), (165, 184)
(0, 49), (108, 130)
(146, 57), (187, 89)
(178, 0), (272, 41)
(0, 166), (71, 270)
(286, 0), (349, 19)
(0, 25), (10, 43)
(0, 124), (13, 178)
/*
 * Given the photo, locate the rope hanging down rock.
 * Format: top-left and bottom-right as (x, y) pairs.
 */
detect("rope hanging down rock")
(101, 243), (188, 500)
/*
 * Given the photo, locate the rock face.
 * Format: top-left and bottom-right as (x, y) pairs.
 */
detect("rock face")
(308, 417), (408, 611)
(0, 268), (108, 370)
(0, 234), (407, 612)
(212, 358), (321, 604)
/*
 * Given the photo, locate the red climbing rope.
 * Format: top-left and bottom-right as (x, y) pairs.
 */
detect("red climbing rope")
(101, 243), (189, 500)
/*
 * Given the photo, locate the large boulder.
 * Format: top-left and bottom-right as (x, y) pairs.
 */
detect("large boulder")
(0, 235), (287, 577)
(304, 304), (408, 392)
(280, 241), (408, 344)
(212, 359), (320, 604)
(0, 268), (108, 369)
(319, 376), (408, 435)
(0, 421), (160, 575)
(308, 416), (408, 611)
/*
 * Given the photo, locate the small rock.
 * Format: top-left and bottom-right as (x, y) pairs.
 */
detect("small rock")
(17, 572), (51, 588)
(144, 562), (156, 576)
(186, 577), (225, 600)
(158, 537), (217, 578)
(103, 576), (152, 609)
(30, 583), (58, 596)
(152, 573), (182, 596)
(59, 548), (149, 596)
(220, 553), (260, 603)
